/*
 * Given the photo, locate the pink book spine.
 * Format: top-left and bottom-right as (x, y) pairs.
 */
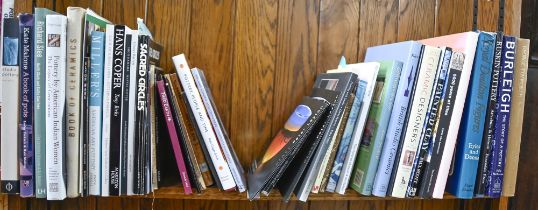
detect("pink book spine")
(157, 80), (193, 194)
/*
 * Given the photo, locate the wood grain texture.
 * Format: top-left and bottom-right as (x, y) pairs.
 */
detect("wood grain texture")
(463, 199), (489, 210)
(14, 0), (33, 13)
(357, 0), (398, 61)
(397, 0), (435, 41)
(349, 200), (385, 210)
(54, 0), (103, 15)
(102, 0), (146, 28)
(503, 0), (522, 36)
(421, 199), (460, 210)
(140, 198), (182, 210)
(309, 201), (348, 210)
(316, 0), (360, 70)
(184, 199), (226, 210)
(385, 200), (422, 210)
(477, 0), (500, 31)
(96, 197), (140, 210)
(434, 0), (473, 36)
(230, 0), (278, 166)
(189, 0), (235, 131)
(271, 0), (320, 135)
(35, 0), (56, 10)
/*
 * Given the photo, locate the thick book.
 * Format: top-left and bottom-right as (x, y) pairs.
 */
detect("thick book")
(101, 24), (115, 196)
(65, 7), (86, 198)
(1, 17), (20, 194)
(327, 63), (380, 195)
(45, 14), (68, 200)
(247, 96), (329, 200)
(295, 72), (357, 201)
(88, 31), (105, 195)
(325, 80), (367, 193)
(389, 46), (442, 198)
(365, 41), (423, 197)
(502, 38), (530, 196)
(156, 79), (193, 194)
(446, 32), (495, 198)
(192, 68), (246, 192)
(487, 35), (516, 197)
(475, 32), (503, 197)
(407, 48), (453, 197)
(420, 32), (478, 198)
(18, 13), (35, 197)
(172, 54), (236, 191)
(34, 8), (58, 198)
(350, 60), (403, 195)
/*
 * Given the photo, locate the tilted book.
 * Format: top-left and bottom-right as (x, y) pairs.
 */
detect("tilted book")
(487, 35), (516, 197)
(65, 7), (86, 198)
(172, 54), (236, 191)
(328, 63), (380, 195)
(420, 32), (478, 198)
(502, 38), (530, 196)
(407, 48), (452, 197)
(364, 41), (422, 197)
(33, 7), (59, 198)
(45, 14), (68, 200)
(350, 60), (402, 195)
(446, 32), (495, 198)
(390, 46), (442, 198)
(18, 13), (35, 197)
(88, 31), (105, 196)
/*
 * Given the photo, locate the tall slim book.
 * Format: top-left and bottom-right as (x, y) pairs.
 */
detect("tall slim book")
(364, 41), (423, 197)
(33, 7), (59, 198)
(172, 54), (236, 191)
(0, 17), (20, 194)
(350, 60), (402, 195)
(101, 24), (115, 196)
(18, 13), (35, 197)
(502, 38), (530, 196)
(45, 14), (68, 200)
(126, 30), (139, 195)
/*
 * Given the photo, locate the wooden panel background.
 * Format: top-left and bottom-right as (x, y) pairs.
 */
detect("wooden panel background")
(6, 0), (527, 209)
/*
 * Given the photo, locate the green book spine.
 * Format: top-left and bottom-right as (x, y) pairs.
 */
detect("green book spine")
(350, 61), (403, 195)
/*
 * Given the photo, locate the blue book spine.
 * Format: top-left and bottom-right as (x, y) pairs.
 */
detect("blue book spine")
(326, 80), (367, 192)
(18, 14), (34, 197)
(89, 31), (106, 195)
(487, 36), (516, 197)
(367, 42), (422, 197)
(446, 32), (495, 198)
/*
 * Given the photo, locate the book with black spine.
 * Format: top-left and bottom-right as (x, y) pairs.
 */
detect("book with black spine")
(119, 33), (132, 195)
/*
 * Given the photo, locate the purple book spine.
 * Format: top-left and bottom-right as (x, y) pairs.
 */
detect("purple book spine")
(156, 80), (193, 194)
(487, 36), (516, 197)
(18, 14), (35, 197)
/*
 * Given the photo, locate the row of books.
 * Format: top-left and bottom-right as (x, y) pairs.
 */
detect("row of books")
(0, 5), (246, 200)
(247, 31), (529, 201)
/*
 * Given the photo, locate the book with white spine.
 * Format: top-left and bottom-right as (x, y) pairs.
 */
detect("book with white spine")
(45, 14), (68, 200)
(100, 24), (115, 196)
(328, 62), (380, 195)
(172, 54), (236, 191)
(127, 30), (139, 195)
(1, 65), (20, 194)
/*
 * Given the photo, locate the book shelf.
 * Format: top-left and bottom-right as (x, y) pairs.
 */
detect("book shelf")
(3, 0), (530, 210)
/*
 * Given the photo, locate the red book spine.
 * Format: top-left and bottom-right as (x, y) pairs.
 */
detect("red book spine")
(157, 80), (193, 194)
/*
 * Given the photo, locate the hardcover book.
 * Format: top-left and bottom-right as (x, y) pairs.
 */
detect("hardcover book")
(502, 38), (530, 196)
(18, 13), (35, 197)
(487, 35), (516, 197)
(45, 14), (68, 200)
(447, 32), (495, 198)
(247, 96), (329, 200)
(364, 41), (423, 197)
(350, 60), (403, 195)
(420, 31), (478, 198)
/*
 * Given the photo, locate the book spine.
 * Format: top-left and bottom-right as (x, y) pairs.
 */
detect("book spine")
(192, 69), (246, 192)
(1, 0), (15, 64)
(157, 80), (193, 194)
(487, 36), (516, 197)
(173, 54), (236, 191)
(134, 35), (149, 194)
(45, 15), (68, 200)
(126, 31), (139, 195)
(1, 65), (20, 194)
(407, 49), (452, 197)
(390, 46), (441, 198)
(108, 25), (126, 196)
(475, 32), (503, 197)
(502, 38), (529, 196)
(352, 61), (402, 196)
(446, 33), (494, 198)
(149, 68), (158, 191)
(88, 31), (105, 195)
(100, 24), (115, 196)
(18, 13), (35, 197)
(326, 80), (367, 193)
(119, 33), (132, 195)
(33, 8), (50, 198)
(65, 7), (85, 198)
(372, 45), (422, 197)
